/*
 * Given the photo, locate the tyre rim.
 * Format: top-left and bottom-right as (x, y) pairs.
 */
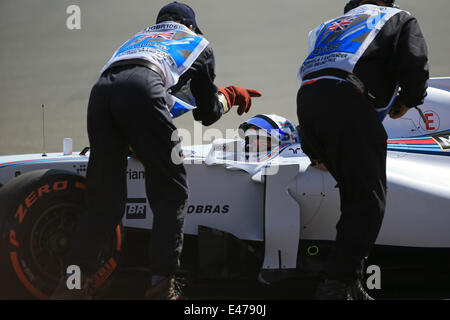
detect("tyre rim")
(29, 202), (82, 284)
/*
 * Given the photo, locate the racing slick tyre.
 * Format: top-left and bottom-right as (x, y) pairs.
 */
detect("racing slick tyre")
(0, 169), (123, 299)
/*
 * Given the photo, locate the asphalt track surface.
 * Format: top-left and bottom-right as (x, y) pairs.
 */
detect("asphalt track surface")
(1, 0), (450, 300)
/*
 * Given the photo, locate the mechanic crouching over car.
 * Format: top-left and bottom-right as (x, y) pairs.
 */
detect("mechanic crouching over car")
(52, 1), (261, 300)
(296, 0), (429, 299)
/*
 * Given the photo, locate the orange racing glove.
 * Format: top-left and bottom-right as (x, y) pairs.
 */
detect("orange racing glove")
(218, 85), (262, 115)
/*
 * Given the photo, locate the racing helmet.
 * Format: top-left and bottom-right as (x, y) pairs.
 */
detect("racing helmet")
(239, 114), (299, 155)
(344, 0), (397, 14)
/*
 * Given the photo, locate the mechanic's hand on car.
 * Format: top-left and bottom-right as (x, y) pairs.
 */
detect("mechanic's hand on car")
(311, 159), (328, 172)
(218, 85), (262, 115)
(315, 163), (328, 172)
(389, 97), (410, 119)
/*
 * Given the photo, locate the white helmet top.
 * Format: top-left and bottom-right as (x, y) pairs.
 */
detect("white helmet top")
(239, 114), (299, 145)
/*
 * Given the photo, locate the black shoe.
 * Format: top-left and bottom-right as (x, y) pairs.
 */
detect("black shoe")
(348, 279), (374, 300)
(314, 279), (374, 300)
(145, 276), (184, 300)
(51, 277), (93, 300)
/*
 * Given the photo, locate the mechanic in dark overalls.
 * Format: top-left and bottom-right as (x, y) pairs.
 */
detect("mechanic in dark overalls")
(53, 2), (261, 299)
(296, 0), (429, 299)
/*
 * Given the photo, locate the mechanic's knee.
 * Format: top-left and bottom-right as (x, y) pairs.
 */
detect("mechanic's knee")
(172, 188), (189, 209)
(149, 187), (189, 215)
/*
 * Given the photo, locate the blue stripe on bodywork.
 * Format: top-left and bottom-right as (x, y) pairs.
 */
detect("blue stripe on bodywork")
(0, 157), (87, 168)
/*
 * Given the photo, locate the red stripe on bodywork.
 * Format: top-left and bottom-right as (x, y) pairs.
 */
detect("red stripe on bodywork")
(388, 138), (435, 145)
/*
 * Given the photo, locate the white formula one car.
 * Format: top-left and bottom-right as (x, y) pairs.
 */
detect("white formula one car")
(0, 78), (449, 299)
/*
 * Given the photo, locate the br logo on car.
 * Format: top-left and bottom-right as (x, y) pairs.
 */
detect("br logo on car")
(125, 198), (147, 219)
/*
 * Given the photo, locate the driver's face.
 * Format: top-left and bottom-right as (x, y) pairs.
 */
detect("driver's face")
(245, 129), (273, 153)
